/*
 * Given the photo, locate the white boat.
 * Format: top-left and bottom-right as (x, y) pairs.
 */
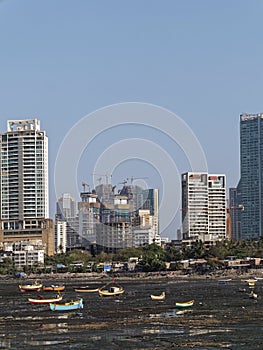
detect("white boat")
(98, 285), (124, 297)
(175, 300), (194, 308)
(150, 292), (165, 301)
(218, 279), (232, 284)
(19, 282), (42, 292)
(28, 295), (63, 304)
(249, 291), (258, 299)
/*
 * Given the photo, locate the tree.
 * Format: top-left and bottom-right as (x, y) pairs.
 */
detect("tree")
(140, 244), (166, 272)
(114, 247), (143, 262)
(0, 257), (15, 275)
(164, 243), (182, 262)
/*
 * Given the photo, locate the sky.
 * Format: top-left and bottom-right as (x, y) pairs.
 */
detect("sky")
(0, 0), (263, 239)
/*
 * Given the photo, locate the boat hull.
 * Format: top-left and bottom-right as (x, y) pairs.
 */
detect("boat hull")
(42, 285), (65, 292)
(98, 288), (124, 297)
(50, 299), (83, 311)
(75, 288), (99, 293)
(28, 296), (63, 304)
(150, 292), (165, 301)
(175, 300), (194, 308)
(19, 284), (42, 292)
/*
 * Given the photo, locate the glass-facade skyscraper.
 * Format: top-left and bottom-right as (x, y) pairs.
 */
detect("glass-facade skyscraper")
(239, 113), (263, 240)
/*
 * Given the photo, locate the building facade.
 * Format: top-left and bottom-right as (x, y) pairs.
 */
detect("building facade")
(54, 219), (67, 254)
(78, 191), (100, 251)
(238, 113), (263, 239)
(0, 119), (54, 255)
(95, 184), (159, 253)
(96, 193), (133, 254)
(181, 172), (226, 243)
(56, 193), (76, 220)
(132, 209), (161, 247)
(228, 185), (243, 240)
(4, 240), (44, 268)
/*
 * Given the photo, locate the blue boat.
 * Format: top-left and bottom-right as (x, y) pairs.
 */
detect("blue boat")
(50, 298), (83, 311)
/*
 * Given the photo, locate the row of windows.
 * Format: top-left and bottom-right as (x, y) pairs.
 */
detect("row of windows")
(4, 230), (43, 236)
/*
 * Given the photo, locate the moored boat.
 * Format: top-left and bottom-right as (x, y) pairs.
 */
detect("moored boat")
(74, 286), (99, 293)
(150, 292), (165, 301)
(98, 285), (124, 297)
(28, 294), (63, 304)
(50, 298), (83, 311)
(175, 300), (194, 308)
(42, 285), (65, 292)
(176, 309), (193, 315)
(248, 291), (258, 299)
(246, 280), (257, 290)
(19, 282), (42, 292)
(218, 279), (232, 284)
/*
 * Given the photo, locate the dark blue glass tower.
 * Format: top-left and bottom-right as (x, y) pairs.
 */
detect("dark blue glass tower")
(239, 113), (263, 239)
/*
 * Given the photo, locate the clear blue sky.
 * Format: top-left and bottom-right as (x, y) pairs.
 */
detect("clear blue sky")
(0, 1), (263, 238)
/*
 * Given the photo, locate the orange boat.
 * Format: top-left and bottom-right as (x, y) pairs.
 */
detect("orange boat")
(42, 285), (65, 292)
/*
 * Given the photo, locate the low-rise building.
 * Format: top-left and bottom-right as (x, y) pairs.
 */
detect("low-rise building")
(4, 240), (44, 268)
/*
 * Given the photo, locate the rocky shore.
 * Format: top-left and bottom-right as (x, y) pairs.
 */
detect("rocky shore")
(2, 268), (263, 282)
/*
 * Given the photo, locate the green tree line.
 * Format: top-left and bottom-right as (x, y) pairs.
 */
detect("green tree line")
(1, 238), (263, 275)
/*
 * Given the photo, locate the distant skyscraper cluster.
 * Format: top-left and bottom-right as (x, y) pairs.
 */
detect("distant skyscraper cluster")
(55, 184), (160, 254)
(1, 112), (263, 264)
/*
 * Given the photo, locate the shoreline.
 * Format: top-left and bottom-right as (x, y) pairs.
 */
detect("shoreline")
(1, 268), (263, 282)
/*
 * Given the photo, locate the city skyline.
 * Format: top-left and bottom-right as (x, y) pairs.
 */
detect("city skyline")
(1, 1), (263, 239)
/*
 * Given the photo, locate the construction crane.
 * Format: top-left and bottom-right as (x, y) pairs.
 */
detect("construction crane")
(91, 173), (112, 185)
(118, 179), (128, 186)
(82, 182), (90, 192)
(127, 176), (149, 185)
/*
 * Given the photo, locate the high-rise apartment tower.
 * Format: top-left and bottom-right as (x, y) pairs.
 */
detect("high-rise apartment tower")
(181, 172), (226, 243)
(0, 119), (54, 255)
(238, 113), (263, 239)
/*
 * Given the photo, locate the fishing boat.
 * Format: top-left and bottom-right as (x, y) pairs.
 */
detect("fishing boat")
(246, 280), (257, 290)
(175, 300), (194, 308)
(176, 309), (193, 315)
(28, 294), (63, 305)
(98, 285), (124, 297)
(150, 292), (165, 301)
(248, 291), (258, 299)
(19, 281), (42, 292)
(218, 279), (232, 284)
(50, 298), (83, 311)
(42, 285), (65, 292)
(74, 286), (99, 293)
